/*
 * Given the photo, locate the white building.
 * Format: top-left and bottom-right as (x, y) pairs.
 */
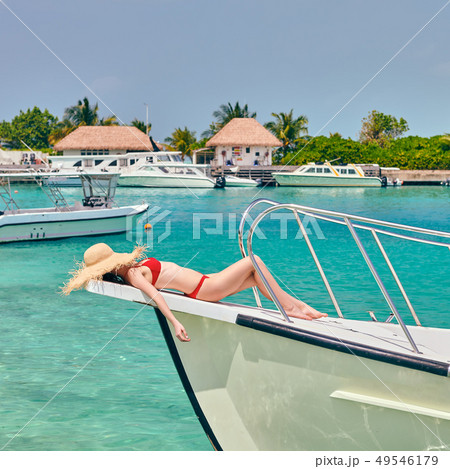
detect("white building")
(206, 118), (282, 166)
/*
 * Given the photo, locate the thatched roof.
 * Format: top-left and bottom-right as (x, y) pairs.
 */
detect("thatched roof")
(54, 126), (157, 151)
(206, 118), (282, 147)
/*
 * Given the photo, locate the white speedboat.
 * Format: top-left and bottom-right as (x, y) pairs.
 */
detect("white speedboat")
(48, 152), (217, 188)
(0, 173), (148, 243)
(273, 161), (383, 187)
(118, 163), (216, 188)
(87, 199), (450, 451)
(386, 177), (403, 186)
(224, 175), (259, 187)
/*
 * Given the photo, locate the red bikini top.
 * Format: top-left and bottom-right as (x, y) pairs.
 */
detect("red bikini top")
(140, 257), (161, 285)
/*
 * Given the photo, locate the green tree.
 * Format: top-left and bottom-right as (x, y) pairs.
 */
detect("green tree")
(359, 110), (409, 147)
(99, 115), (119, 126)
(0, 107), (58, 149)
(201, 121), (220, 139)
(64, 97), (99, 126)
(212, 101), (256, 130)
(131, 118), (151, 134)
(164, 127), (197, 157)
(48, 119), (75, 146)
(265, 109), (308, 156)
(440, 134), (450, 151)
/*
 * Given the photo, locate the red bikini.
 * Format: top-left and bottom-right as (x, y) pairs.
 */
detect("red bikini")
(140, 257), (208, 299)
(140, 258), (161, 285)
(185, 275), (209, 299)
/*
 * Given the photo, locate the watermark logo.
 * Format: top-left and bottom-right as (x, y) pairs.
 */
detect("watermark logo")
(126, 208), (325, 246)
(126, 205), (171, 247)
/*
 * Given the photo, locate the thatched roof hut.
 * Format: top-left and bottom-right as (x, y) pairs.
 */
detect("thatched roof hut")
(205, 118), (281, 166)
(206, 118), (282, 147)
(54, 126), (159, 152)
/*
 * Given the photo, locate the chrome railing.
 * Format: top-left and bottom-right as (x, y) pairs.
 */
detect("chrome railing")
(238, 199), (450, 354)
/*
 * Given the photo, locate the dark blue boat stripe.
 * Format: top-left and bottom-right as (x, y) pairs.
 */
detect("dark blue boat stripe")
(236, 314), (450, 377)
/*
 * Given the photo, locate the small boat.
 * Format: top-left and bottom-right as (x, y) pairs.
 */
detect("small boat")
(87, 199), (450, 451)
(118, 163), (216, 188)
(385, 177), (403, 186)
(273, 161), (383, 187)
(0, 172), (148, 243)
(224, 175), (259, 187)
(48, 152), (217, 189)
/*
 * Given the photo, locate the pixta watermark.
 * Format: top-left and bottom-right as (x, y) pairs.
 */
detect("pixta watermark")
(126, 207), (325, 246)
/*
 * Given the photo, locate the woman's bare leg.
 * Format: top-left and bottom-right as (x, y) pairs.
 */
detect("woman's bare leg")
(201, 256), (327, 320)
(247, 256), (326, 320)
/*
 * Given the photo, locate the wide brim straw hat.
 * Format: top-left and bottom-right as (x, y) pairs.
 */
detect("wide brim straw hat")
(62, 243), (146, 295)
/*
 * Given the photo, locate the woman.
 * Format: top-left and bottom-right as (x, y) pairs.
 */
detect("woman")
(63, 243), (327, 342)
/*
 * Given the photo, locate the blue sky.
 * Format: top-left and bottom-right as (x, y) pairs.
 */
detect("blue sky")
(1, 0), (450, 142)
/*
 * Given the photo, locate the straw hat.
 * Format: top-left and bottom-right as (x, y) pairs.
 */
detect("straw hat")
(62, 243), (146, 295)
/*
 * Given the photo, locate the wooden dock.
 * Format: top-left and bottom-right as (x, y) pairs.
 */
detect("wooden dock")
(211, 165), (296, 186)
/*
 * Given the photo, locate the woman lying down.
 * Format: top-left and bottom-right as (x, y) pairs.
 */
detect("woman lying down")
(63, 243), (327, 342)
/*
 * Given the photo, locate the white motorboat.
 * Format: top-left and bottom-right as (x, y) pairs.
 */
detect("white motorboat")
(224, 175), (259, 187)
(273, 161), (383, 187)
(118, 163), (216, 188)
(86, 199), (450, 451)
(0, 172), (148, 243)
(386, 177), (403, 186)
(48, 152), (217, 188)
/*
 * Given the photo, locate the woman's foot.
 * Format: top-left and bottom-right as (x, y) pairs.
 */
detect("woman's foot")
(284, 302), (327, 320)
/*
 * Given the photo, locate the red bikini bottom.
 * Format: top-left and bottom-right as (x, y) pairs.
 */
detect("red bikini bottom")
(185, 275), (209, 299)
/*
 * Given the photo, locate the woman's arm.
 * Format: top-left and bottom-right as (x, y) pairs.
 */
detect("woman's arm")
(125, 268), (190, 342)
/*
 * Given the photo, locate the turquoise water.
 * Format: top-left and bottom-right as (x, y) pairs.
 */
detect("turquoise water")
(0, 185), (449, 450)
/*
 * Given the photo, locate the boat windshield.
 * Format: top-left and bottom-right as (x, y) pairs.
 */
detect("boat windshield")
(157, 155), (170, 162)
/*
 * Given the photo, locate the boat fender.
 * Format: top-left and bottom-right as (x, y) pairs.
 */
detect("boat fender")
(215, 176), (226, 189)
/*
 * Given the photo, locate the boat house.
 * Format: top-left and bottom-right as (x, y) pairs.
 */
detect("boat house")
(206, 118), (282, 166)
(53, 126), (161, 156)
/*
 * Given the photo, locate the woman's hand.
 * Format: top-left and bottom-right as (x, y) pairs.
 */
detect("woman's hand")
(174, 320), (190, 342)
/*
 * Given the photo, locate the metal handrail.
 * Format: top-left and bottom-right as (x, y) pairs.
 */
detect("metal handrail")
(238, 199), (450, 354)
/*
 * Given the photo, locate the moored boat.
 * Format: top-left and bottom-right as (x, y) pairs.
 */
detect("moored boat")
(224, 175), (260, 187)
(117, 163), (216, 188)
(48, 152), (217, 188)
(0, 172), (148, 243)
(273, 161), (383, 187)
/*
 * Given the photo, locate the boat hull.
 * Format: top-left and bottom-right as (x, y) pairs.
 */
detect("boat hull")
(162, 310), (450, 451)
(45, 176), (113, 188)
(86, 282), (450, 451)
(0, 204), (148, 243)
(273, 173), (382, 187)
(118, 175), (215, 188)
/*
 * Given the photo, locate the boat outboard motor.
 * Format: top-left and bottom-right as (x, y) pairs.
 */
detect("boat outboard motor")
(215, 176), (226, 189)
(380, 176), (387, 187)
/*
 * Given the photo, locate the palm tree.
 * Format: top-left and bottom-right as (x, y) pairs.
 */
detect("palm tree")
(265, 110), (309, 153)
(212, 102), (256, 129)
(99, 115), (119, 126)
(131, 119), (151, 134)
(201, 121), (220, 139)
(63, 97), (99, 126)
(48, 119), (75, 146)
(164, 127), (197, 157)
